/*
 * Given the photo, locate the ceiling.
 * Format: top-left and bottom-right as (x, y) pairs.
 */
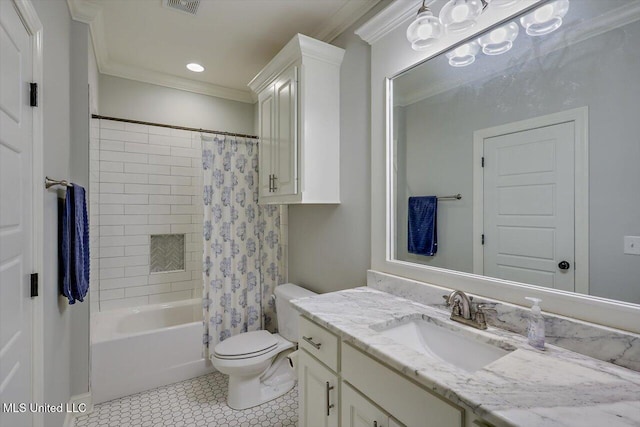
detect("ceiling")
(68, 0), (381, 103)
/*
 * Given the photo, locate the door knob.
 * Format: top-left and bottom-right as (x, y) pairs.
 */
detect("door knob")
(558, 261), (570, 270)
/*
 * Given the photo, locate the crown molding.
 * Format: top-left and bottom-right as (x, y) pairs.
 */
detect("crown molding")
(355, 0), (422, 45)
(67, 0), (254, 103)
(247, 34), (345, 97)
(394, 1), (640, 107)
(101, 60), (255, 103)
(314, 0), (383, 43)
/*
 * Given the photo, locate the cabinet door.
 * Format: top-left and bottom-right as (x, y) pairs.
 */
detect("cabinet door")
(298, 349), (339, 427)
(258, 85), (275, 199)
(273, 64), (298, 197)
(342, 382), (389, 427)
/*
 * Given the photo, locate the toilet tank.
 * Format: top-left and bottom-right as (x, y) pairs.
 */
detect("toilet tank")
(274, 283), (316, 342)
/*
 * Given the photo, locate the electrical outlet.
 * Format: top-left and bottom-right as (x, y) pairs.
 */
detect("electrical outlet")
(624, 236), (640, 255)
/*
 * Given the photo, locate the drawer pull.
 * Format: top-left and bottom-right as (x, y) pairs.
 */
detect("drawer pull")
(325, 381), (335, 416)
(373, 422), (378, 427)
(303, 336), (322, 349)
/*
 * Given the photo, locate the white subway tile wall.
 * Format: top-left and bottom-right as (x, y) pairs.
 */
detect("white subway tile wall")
(89, 119), (204, 311)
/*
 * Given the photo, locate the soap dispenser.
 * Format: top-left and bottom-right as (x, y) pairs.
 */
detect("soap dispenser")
(525, 297), (545, 350)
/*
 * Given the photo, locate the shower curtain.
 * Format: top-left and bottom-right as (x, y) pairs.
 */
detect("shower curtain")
(201, 134), (284, 354)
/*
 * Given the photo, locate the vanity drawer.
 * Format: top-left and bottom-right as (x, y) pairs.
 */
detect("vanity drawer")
(299, 316), (339, 371)
(342, 343), (462, 427)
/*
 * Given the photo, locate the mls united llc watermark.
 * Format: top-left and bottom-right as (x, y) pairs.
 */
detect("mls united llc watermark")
(3, 402), (88, 414)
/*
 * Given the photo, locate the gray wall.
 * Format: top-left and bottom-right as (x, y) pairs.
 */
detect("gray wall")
(397, 23), (640, 304)
(31, 1), (91, 425)
(99, 75), (255, 135)
(287, 2), (391, 293)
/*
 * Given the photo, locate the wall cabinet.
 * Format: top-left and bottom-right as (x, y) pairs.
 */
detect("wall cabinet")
(249, 34), (344, 204)
(298, 315), (495, 427)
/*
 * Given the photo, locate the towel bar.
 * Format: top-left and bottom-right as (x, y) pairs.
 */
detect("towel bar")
(45, 177), (73, 189)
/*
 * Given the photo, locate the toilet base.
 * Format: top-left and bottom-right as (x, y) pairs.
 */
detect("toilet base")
(226, 350), (296, 410)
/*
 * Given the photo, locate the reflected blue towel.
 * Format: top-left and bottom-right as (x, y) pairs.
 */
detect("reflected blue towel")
(408, 196), (438, 256)
(61, 185), (90, 304)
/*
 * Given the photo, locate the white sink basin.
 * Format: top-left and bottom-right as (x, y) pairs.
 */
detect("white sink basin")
(376, 317), (515, 373)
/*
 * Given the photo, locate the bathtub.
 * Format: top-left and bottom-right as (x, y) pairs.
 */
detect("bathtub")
(91, 298), (214, 404)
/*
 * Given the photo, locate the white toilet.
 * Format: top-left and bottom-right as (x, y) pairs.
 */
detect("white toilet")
(211, 283), (316, 410)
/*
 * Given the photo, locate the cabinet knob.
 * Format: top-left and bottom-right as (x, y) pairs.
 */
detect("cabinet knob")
(558, 260), (571, 270)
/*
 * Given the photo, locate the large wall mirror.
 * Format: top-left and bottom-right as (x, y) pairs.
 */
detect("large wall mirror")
(390, 0), (640, 306)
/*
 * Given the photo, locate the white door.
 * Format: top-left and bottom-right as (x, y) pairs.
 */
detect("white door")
(341, 382), (389, 427)
(273, 65), (297, 197)
(483, 122), (575, 292)
(298, 349), (339, 427)
(0, 1), (34, 426)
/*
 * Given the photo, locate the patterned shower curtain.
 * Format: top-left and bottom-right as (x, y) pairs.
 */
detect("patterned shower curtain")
(201, 134), (284, 354)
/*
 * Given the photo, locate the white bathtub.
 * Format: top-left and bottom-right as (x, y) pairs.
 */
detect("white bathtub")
(91, 298), (214, 404)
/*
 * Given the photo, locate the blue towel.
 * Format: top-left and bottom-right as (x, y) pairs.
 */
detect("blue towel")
(61, 185), (90, 304)
(408, 196), (438, 256)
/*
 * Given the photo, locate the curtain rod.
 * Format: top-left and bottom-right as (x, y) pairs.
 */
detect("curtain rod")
(91, 115), (259, 140)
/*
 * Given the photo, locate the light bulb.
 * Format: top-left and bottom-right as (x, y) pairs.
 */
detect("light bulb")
(446, 41), (480, 67)
(439, 0), (483, 33)
(520, 0), (570, 36)
(478, 22), (519, 55)
(406, 9), (443, 51)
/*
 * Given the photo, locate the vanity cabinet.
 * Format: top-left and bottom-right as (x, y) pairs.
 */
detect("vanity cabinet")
(298, 349), (339, 427)
(342, 382), (404, 427)
(298, 315), (495, 427)
(298, 316), (341, 427)
(249, 34), (344, 205)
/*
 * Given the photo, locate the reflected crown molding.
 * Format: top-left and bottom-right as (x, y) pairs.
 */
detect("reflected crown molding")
(394, 1), (640, 107)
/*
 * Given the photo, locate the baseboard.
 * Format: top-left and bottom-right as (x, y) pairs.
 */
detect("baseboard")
(62, 391), (93, 427)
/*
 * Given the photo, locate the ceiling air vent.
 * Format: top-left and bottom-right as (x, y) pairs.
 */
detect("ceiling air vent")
(163, 0), (200, 16)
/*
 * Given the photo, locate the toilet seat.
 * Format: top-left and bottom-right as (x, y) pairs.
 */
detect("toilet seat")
(213, 330), (278, 360)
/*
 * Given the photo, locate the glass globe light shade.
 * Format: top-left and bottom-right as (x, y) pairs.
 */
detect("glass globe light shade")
(520, 0), (570, 36)
(439, 0), (484, 33)
(446, 41), (480, 67)
(406, 10), (443, 51)
(486, 0), (520, 8)
(478, 22), (519, 55)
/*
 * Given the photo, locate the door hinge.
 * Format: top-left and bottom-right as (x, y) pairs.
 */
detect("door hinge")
(481, 234), (485, 245)
(30, 83), (38, 107)
(481, 157), (485, 167)
(30, 273), (38, 297)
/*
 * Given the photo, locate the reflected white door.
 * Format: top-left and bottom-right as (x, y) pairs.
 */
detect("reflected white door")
(483, 122), (575, 292)
(0, 1), (34, 426)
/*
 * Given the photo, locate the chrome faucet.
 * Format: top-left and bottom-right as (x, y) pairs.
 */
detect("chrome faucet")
(443, 290), (487, 330)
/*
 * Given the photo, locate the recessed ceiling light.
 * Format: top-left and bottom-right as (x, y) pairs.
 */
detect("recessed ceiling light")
(186, 63), (205, 72)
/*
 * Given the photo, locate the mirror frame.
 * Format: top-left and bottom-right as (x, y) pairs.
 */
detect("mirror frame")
(360, 0), (640, 333)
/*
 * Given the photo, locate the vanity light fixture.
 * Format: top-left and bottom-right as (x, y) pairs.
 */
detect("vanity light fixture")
(446, 41), (480, 67)
(406, 0), (443, 51)
(439, 0), (486, 33)
(186, 62), (205, 72)
(520, 0), (569, 36)
(477, 22), (519, 55)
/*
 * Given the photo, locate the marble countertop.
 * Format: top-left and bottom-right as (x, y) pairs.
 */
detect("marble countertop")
(291, 287), (640, 427)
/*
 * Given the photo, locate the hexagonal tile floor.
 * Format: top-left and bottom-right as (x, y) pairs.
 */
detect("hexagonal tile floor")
(74, 372), (298, 427)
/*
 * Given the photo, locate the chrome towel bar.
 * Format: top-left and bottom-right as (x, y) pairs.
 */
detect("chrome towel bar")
(45, 177), (73, 189)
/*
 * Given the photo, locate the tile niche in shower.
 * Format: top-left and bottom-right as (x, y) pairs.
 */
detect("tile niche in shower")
(150, 234), (186, 273)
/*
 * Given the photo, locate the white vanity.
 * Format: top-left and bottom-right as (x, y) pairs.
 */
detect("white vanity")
(292, 283), (640, 427)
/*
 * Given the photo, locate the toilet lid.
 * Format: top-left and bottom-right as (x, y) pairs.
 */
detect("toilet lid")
(213, 330), (278, 358)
